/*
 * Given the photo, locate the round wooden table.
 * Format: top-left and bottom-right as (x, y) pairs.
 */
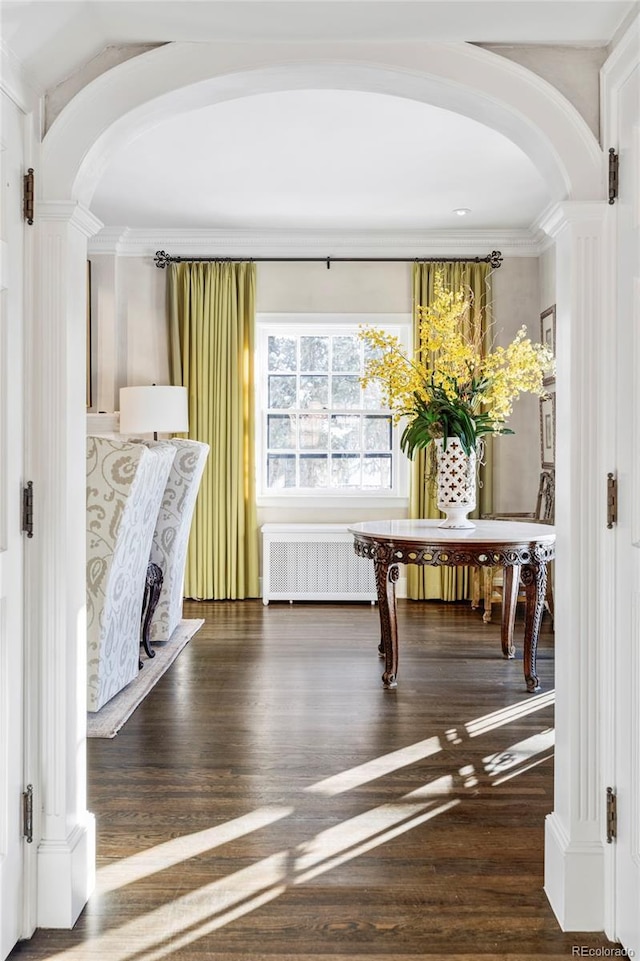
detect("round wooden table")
(348, 519), (556, 693)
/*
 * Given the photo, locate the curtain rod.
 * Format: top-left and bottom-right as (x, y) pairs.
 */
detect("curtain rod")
(154, 250), (503, 270)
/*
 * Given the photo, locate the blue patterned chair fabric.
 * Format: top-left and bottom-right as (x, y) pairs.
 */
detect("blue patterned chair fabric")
(86, 437), (175, 712)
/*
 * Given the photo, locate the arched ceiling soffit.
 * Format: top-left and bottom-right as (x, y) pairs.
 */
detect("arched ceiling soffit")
(41, 41), (605, 206)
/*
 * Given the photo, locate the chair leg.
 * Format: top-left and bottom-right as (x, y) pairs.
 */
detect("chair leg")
(471, 568), (481, 610)
(481, 567), (494, 623)
(141, 562), (163, 660)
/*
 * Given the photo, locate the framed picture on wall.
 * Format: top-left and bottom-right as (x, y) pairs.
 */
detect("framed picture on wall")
(540, 305), (556, 385)
(540, 391), (556, 468)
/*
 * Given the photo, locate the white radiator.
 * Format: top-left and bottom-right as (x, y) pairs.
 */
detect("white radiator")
(261, 524), (377, 604)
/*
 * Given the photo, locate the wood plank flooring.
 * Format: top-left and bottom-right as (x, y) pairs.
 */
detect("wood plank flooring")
(11, 600), (618, 960)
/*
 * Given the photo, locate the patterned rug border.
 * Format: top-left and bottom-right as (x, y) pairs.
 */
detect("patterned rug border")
(87, 618), (204, 738)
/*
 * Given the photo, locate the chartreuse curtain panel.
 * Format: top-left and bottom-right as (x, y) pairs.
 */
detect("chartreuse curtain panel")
(168, 261), (259, 600)
(407, 261), (494, 602)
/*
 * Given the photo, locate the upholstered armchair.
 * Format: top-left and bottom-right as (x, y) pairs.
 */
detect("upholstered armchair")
(86, 437), (176, 712)
(145, 439), (209, 642)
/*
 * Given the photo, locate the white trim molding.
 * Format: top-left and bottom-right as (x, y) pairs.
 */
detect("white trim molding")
(32, 202), (102, 928)
(37, 201), (103, 237)
(87, 226), (547, 259)
(540, 200), (612, 931)
(601, 12), (640, 152)
(545, 815), (605, 930)
(0, 40), (42, 114)
(41, 40), (604, 207)
(36, 821), (96, 929)
(601, 18), (640, 952)
(29, 33), (611, 934)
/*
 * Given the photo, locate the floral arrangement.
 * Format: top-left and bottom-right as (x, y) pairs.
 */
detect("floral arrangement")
(359, 271), (555, 459)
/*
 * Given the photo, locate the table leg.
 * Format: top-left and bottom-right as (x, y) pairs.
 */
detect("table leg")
(501, 564), (520, 658)
(521, 561), (547, 693)
(373, 554), (400, 689)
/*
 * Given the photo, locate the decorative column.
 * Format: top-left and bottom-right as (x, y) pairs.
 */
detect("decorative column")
(31, 201), (103, 927)
(540, 201), (614, 930)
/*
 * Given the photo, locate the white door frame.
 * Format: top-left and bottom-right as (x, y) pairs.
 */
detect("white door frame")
(601, 14), (640, 953)
(29, 39), (617, 931)
(0, 46), (41, 955)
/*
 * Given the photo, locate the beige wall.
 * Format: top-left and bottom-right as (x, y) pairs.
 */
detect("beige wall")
(539, 243), (556, 311)
(90, 255), (169, 412)
(257, 261), (411, 313)
(89, 254), (547, 520)
(479, 44), (606, 141)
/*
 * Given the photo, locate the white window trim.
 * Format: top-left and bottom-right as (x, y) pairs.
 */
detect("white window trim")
(255, 312), (411, 508)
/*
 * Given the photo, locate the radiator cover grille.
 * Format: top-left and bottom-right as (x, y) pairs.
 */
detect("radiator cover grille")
(262, 525), (376, 604)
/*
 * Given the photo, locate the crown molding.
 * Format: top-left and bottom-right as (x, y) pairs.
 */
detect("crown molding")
(87, 226), (547, 259)
(38, 202), (104, 237)
(538, 200), (610, 240)
(531, 202), (561, 251)
(87, 227), (130, 254)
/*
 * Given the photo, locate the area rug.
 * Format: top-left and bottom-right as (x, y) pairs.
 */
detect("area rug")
(87, 618), (204, 738)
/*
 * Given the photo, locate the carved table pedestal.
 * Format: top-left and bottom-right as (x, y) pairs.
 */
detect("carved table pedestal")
(349, 519), (556, 693)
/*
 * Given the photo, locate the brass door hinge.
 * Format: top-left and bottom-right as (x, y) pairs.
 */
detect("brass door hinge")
(22, 785), (33, 843)
(22, 481), (33, 538)
(608, 149), (619, 205)
(606, 787), (617, 843)
(23, 167), (34, 224)
(607, 473), (617, 529)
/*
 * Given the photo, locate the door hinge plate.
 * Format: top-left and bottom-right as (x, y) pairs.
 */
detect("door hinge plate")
(22, 784), (33, 843)
(23, 167), (34, 224)
(22, 481), (33, 538)
(606, 787), (617, 843)
(608, 149), (619, 204)
(607, 473), (617, 529)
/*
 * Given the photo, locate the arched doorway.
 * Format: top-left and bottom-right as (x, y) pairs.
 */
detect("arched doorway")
(29, 39), (609, 932)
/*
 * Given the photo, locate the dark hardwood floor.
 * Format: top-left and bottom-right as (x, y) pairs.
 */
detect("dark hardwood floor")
(12, 599), (616, 960)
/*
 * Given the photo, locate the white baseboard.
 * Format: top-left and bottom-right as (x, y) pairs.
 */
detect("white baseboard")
(257, 575), (406, 599)
(37, 816), (96, 928)
(544, 812), (605, 931)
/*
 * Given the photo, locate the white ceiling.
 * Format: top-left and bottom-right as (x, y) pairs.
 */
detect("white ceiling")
(89, 89), (551, 230)
(2, 1), (637, 234)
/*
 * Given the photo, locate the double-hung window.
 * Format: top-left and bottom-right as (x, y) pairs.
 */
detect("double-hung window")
(256, 314), (410, 504)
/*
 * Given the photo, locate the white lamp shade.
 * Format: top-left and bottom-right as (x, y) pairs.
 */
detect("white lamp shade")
(119, 386), (189, 435)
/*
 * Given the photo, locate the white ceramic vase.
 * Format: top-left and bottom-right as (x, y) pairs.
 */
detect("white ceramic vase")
(434, 437), (477, 529)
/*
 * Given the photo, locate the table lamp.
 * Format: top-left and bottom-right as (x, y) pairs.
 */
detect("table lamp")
(119, 385), (189, 440)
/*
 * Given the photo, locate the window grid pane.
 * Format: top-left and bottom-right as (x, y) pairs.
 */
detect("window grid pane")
(263, 327), (397, 492)
(364, 415), (393, 451)
(300, 454), (329, 488)
(300, 336), (329, 372)
(268, 336), (297, 372)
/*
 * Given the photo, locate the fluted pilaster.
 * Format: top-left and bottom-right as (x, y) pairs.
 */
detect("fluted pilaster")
(32, 202), (102, 927)
(540, 201), (613, 929)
